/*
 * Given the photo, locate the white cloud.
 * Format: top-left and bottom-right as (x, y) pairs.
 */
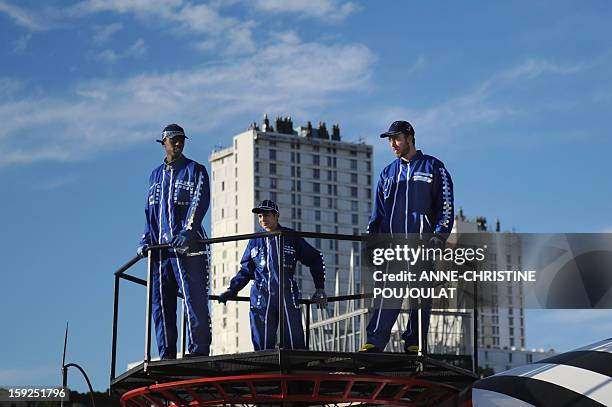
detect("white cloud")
(12, 33), (32, 53)
(95, 39), (147, 63)
(69, 0), (183, 18)
(70, 0), (255, 55)
(95, 49), (119, 63)
(32, 175), (79, 191)
(253, 0), (357, 21)
(0, 77), (24, 97)
(71, 0), (239, 35)
(91, 22), (123, 44)
(0, 1), (48, 31)
(1, 36), (374, 166)
(126, 38), (147, 57)
(371, 58), (585, 146)
(224, 22), (257, 55)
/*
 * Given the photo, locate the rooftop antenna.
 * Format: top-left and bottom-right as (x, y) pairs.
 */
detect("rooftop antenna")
(61, 322), (96, 407)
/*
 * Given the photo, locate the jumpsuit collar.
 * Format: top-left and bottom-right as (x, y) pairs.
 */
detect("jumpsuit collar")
(258, 224), (284, 233)
(399, 150), (423, 165)
(164, 154), (186, 170)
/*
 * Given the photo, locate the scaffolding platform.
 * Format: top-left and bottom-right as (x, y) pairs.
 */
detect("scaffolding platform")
(111, 349), (476, 406)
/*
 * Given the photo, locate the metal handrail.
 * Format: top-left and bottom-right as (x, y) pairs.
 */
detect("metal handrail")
(109, 230), (479, 381)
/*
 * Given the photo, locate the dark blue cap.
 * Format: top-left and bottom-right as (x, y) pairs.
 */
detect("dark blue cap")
(157, 123), (188, 143)
(252, 200), (279, 215)
(380, 120), (415, 138)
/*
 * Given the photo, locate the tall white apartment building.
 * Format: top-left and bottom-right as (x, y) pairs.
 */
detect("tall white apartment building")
(208, 116), (373, 355)
(453, 210), (526, 351)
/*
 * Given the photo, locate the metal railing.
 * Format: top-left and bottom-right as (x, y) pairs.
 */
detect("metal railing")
(110, 230), (479, 381)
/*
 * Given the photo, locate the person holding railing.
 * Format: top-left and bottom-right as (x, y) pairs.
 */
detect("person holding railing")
(136, 124), (212, 359)
(360, 120), (454, 354)
(217, 200), (327, 350)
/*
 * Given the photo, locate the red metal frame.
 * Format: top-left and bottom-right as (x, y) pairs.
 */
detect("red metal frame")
(121, 373), (464, 406)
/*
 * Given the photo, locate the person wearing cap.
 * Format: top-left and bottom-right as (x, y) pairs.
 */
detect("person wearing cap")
(136, 123), (212, 359)
(217, 200), (327, 350)
(360, 120), (454, 354)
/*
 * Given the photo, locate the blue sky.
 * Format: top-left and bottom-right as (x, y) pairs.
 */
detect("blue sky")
(1, 0), (612, 393)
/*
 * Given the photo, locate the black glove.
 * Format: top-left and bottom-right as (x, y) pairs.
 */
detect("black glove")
(218, 290), (237, 304)
(311, 289), (328, 309)
(171, 234), (189, 254)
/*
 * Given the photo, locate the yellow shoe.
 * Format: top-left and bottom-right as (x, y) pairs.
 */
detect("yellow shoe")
(359, 343), (382, 352)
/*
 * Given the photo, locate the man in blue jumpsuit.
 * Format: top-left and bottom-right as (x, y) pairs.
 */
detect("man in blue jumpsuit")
(136, 123), (212, 359)
(360, 120), (454, 353)
(217, 200), (327, 350)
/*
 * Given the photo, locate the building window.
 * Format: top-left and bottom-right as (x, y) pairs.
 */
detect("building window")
(315, 224), (321, 233)
(255, 161), (260, 172)
(313, 168), (320, 179)
(297, 167), (301, 177)
(351, 201), (358, 211)
(255, 176), (260, 187)
(315, 210), (321, 221)
(351, 173), (358, 184)
(270, 178), (277, 189)
(297, 208), (302, 219)
(350, 159), (357, 170)
(269, 163), (276, 174)
(291, 166), (295, 177)
(313, 182), (320, 193)
(328, 198), (333, 208)
(270, 191), (277, 201)
(221, 181), (225, 191)
(327, 170), (332, 181)
(270, 149), (276, 160)
(351, 187), (358, 197)
(327, 157), (332, 167)
(313, 155), (320, 165)
(314, 196), (321, 207)
(296, 180), (301, 191)
(327, 184), (333, 194)
(255, 148), (259, 158)
(334, 212), (338, 223)
(352, 214), (359, 225)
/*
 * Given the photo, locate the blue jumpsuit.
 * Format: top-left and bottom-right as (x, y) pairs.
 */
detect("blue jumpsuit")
(139, 155), (211, 358)
(366, 150), (454, 350)
(227, 226), (325, 350)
